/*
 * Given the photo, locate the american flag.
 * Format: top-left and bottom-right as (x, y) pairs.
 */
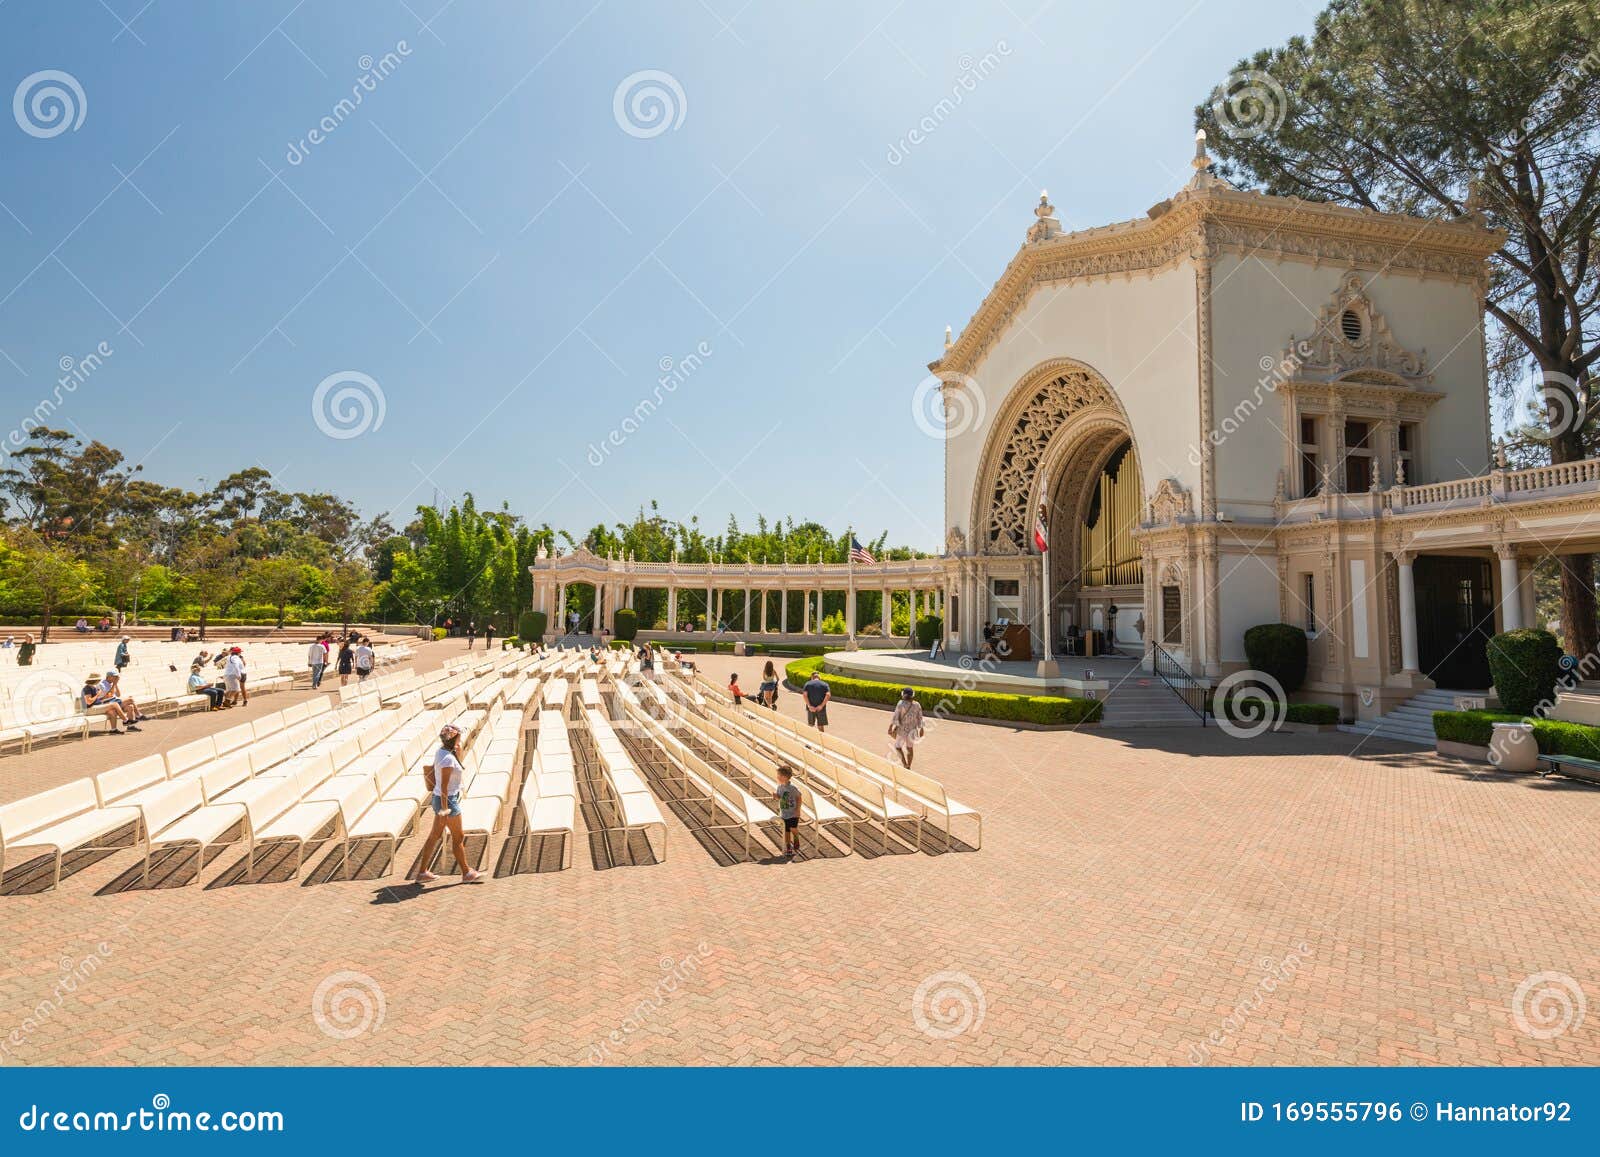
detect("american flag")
(849, 536), (875, 565)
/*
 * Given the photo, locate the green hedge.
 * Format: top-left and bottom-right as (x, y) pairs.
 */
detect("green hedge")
(1433, 709), (1600, 759)
(783, 656), (1102, 726)
(914, 614), (943, 648)
(1285, 702), (1339, 725)
(519, 610), (547, 642)
(1486, 629), (1563, 715)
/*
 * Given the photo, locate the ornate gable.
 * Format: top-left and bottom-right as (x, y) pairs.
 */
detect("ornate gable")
(1286, 272), (1431, 386)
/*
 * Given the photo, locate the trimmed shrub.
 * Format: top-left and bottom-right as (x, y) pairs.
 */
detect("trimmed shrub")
(915, 614), (943, 648)
(1432, 709), (1600, 759)
(1285, 702), (1339, 725)
(1243, 623), (1308, 692)
(519, 610), (547, 642)
(1486, 629), (1563, 715)
(431, 626), (447, 641)
(613, 608), (638, 642)
(783, 656), (1102, 726)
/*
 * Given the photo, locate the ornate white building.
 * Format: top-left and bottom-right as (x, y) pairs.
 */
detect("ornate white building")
(534, 134), (1600, 718)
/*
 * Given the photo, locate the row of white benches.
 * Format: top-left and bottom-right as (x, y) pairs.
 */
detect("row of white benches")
(0, 682), (492, 889)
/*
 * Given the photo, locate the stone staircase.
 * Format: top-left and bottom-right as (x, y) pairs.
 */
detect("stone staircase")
(1336, 688), (1466, 746)
(1552, 680), (1600, 726)
(1098, 675), (1205, 728)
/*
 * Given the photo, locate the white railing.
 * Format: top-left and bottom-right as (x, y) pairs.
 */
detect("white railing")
(1385, 457), (1600, 511)
(530, 556), (948, 582)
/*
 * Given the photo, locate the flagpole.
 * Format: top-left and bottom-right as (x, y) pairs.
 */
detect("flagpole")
(845, 526), (857, 650)
(1037, 476), (1060, 679)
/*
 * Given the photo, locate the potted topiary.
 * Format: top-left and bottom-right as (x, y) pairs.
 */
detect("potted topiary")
(519, 610), (547, 644)
(613, 607), (638, 643)
(1486, 628), (1563, 715)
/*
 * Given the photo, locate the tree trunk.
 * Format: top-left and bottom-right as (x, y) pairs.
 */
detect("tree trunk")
(1548, 384), (1598, 658)
(276, 603), (287, 629)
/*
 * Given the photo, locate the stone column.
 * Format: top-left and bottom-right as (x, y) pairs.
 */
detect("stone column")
(626, 585), (635, 610)
(802, 589), (811, 634)
(742, 588), (751, 631)
(706, 584), (714, 630)
(880, 586), (890, 635)
(760, 590), (768, 633)
(1519, 557), (1538, 629)
(667, 586), (678, 630)
(781, 588), (789, 634)
(556, 582), (566, 632)
(1395, 552), (1420, 674)
(1497, 547), (1522, 631)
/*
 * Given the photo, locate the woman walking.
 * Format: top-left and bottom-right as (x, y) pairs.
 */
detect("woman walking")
(888, 687), (926, 769)
(758, 659), (779, 709)
(414, 724), (484, 884)
(335, 637), (355, 686)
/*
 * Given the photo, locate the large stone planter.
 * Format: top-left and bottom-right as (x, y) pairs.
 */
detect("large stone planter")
(1489, 722), (1539, 772)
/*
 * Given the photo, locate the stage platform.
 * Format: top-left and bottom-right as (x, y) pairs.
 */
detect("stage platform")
(820, 648), (1145, 698)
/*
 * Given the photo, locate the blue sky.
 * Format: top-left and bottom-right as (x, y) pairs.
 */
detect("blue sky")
(0, 0), (1314, 549)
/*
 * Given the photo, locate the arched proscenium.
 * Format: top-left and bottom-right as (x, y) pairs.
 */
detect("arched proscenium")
(971, 358), (1141, 556)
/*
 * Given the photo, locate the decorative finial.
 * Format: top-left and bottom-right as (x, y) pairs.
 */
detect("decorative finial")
(1192, 129), (1210, 172)
(1027, 190), (1061, 243)
(943, 324), (953, 352)
(1494, 437), (1507, 469)
(1395, 457), (1406, 486)
(1369, 467), (1382, 493)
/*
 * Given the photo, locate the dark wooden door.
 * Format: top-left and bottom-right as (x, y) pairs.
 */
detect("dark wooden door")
(1414, 555), (1493, 689)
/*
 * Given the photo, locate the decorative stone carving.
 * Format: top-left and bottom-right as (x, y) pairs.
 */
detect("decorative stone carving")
(1146, 478), (1192, 525)
(1027, 191), (1062, 243)
(945, 526), (966, 555)
(1287, 272), (1431, 385)
(973, 362), (1127, 553)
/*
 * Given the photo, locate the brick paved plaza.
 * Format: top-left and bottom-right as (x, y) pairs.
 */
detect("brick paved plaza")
(1, 641), (1596, 1067)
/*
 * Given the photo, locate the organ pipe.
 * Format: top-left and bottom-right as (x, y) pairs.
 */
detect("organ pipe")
(1081, 441), (1143, 588)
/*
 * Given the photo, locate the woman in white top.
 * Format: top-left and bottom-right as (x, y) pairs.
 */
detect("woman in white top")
(414, 724), (483, 883)
(888, 687), (926, 769)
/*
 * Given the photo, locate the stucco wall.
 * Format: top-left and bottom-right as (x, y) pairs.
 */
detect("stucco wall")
(945, 262), (1202, 541)
(1208, 257), (1490, 514)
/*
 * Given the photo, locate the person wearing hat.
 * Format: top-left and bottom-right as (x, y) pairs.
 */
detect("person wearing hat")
(887, 687), (926, 769)
(414, 723), (484, 884)
(222, 647), (245, 707)
(87, 671), (142, 731)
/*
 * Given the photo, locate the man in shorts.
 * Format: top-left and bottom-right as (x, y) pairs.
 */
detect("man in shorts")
(802, 670), (830, 733)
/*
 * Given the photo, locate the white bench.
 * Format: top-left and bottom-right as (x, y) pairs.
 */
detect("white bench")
(0, 778), (143, 889)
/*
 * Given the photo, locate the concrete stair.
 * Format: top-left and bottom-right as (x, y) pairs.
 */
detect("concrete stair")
(1551, 681), (1600, 726)
(1098, 676), (1205, 728)
(1336, 688), (1467, 746)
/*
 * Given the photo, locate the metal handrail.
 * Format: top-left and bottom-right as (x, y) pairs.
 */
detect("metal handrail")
(1149, 642), (1208, 726)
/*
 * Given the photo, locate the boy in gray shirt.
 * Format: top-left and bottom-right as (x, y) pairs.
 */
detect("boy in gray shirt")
(774, 766), (803, 859)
